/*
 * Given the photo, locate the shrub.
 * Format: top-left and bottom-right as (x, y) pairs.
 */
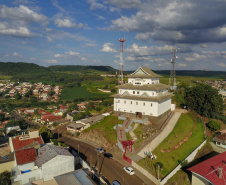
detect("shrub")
(206, 120), (221, 132)
(155, 162), (163, 169)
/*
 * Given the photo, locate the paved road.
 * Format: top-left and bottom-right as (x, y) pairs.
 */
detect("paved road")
(59, 136), (147, 185)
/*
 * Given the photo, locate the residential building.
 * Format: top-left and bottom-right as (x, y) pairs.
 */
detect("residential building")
(112, 67), (173, 128)
(36, 145), (74, 182)
(0, 153), (15, 173)
(188, 151), (226, 185)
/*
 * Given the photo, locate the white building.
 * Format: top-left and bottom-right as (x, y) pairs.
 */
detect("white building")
(112, 67), (173, 128)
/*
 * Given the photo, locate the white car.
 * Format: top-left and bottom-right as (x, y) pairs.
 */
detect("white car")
(123, 167), (135, 175)
(95, 148), (104, 153)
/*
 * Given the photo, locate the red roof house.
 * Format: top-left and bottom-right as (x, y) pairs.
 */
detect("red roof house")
(188, 151), (226, 185)
(15, 147), (37, 165)
(12, 135), (44, 151)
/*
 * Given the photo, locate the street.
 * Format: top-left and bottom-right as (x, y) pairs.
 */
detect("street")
(59, 136), (147, 185)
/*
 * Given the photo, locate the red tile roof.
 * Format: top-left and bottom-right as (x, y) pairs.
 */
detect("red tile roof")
(13, 136), (44, 150)
(188, 151), (226, 185)
(15, 148), (37, 165)
(41, 114), (62, 122)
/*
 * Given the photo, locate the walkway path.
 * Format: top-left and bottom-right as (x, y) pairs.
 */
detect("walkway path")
(129, 122), (139, 141)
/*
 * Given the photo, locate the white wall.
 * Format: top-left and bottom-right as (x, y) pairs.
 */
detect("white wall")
(114, 98), (158, 116)
(128, 78), (159, 84)
(18, 162), (35, 171)
(157, 98), (171, 116)
(42, 155), (74, 181)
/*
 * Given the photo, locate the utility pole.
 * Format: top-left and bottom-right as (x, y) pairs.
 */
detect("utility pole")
(78, 144), (79, 155)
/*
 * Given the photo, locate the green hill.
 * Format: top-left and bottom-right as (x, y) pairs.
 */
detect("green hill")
(48, 65), (116, 74)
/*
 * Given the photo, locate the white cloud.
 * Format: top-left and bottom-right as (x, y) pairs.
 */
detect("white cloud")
(217, 63), (226, 67)
(13, 52), (24, 58)
(108, 0), (141, 9)
(92, 59), (101, 64)
(47, 36), (54, 43)
(45, 59), (58, 63)
(101, 43), (117, 52)
(30, 57), (36, 60)
(0, 26), (33, 37)
(0, 5), (48, 26)
(54, 19), (77, 28)
(52, 0), (64, 11)
(178, 63), (187, 67)
(87, 0), (107, 10)
(54, 51), (86, 61)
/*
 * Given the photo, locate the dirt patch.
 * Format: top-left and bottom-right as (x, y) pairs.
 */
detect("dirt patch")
(79, 130), (122, 155)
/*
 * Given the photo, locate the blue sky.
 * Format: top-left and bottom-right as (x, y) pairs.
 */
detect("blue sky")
(0, 0), (226, 71)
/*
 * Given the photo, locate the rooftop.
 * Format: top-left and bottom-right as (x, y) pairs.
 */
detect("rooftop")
(188, 151), (226, 185)
(36, 145), (73, 167)
(12, 135), (44, 150)
(15, 147), (37, 165)
(116, 83), (169, 91)
(127, 67), (162, 79)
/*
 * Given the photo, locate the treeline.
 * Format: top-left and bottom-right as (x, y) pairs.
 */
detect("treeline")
(48, 65), (116, 74)
(152, 70), (226, 79)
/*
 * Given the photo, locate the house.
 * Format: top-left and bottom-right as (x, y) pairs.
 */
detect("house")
(59, 105), (68, 113)
(213, 133), (226, 149)
(188, 151), (226, 185)
(41, 114), (62, 124)
(10, 130), (44, 152)
(35, 145), (74, 182)
(6, 126), (21, 134)
(11, 147), (42, 185)
(0, 153), (15, 173)
(54, 169), (95, 185)
(111, 66), (173, 128)
(66, 122), (89, 133)
(53, 110), (63, 116)
(77, 103), (86, 110)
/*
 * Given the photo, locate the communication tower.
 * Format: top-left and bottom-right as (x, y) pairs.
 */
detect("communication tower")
(118, 38), (126, 85)
(169, 48), (177, 90)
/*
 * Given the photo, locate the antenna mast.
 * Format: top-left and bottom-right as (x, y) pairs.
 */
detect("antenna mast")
(118, 38), (125, 85)
(169, 48), (177, 90)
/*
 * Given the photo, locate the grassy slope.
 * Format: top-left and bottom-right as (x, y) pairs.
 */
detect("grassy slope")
(137, 113), (205, 178)
(83, 115), (124, 143)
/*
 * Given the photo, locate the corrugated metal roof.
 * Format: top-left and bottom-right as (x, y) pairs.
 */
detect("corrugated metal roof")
(54, 169), (94, 185)
(35, 145), (73, 167)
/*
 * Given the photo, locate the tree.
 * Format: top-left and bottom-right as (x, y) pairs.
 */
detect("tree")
(0, 171), (11, 185)
(39, 126), (53, 143)
(207, 120), (221, 132)
(184, 83), (223, 118)
(0, 113), (5, 121)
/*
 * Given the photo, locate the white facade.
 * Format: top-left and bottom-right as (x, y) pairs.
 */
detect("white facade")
(113, 67), (172, 118)
(41, 155), (74, 181)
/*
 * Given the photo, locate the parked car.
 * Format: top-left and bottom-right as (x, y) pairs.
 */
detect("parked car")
(111, 180), (121, 185)
(123, 167), (135, 175)
(104, 153), (113, 158)
(95, 148), (104, 153)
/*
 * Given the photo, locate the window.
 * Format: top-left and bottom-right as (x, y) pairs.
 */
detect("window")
(143, 103), (145, 106)
(120, 90), (122, 93)
(152, 92), (154, 95)
(133, 91), (135, 94)
(124, 100), (126, 104)
(118, 100), (120, 103)
(151, 103), (152, 107)
(136, 102), (138, 105)
(137, 91), (139, 94)
(131, 101), (132, 104)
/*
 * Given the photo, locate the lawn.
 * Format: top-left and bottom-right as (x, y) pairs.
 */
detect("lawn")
(83, 115), (124, 143)
(60, 86), (109, 100)
(137, 113), (205, 178)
